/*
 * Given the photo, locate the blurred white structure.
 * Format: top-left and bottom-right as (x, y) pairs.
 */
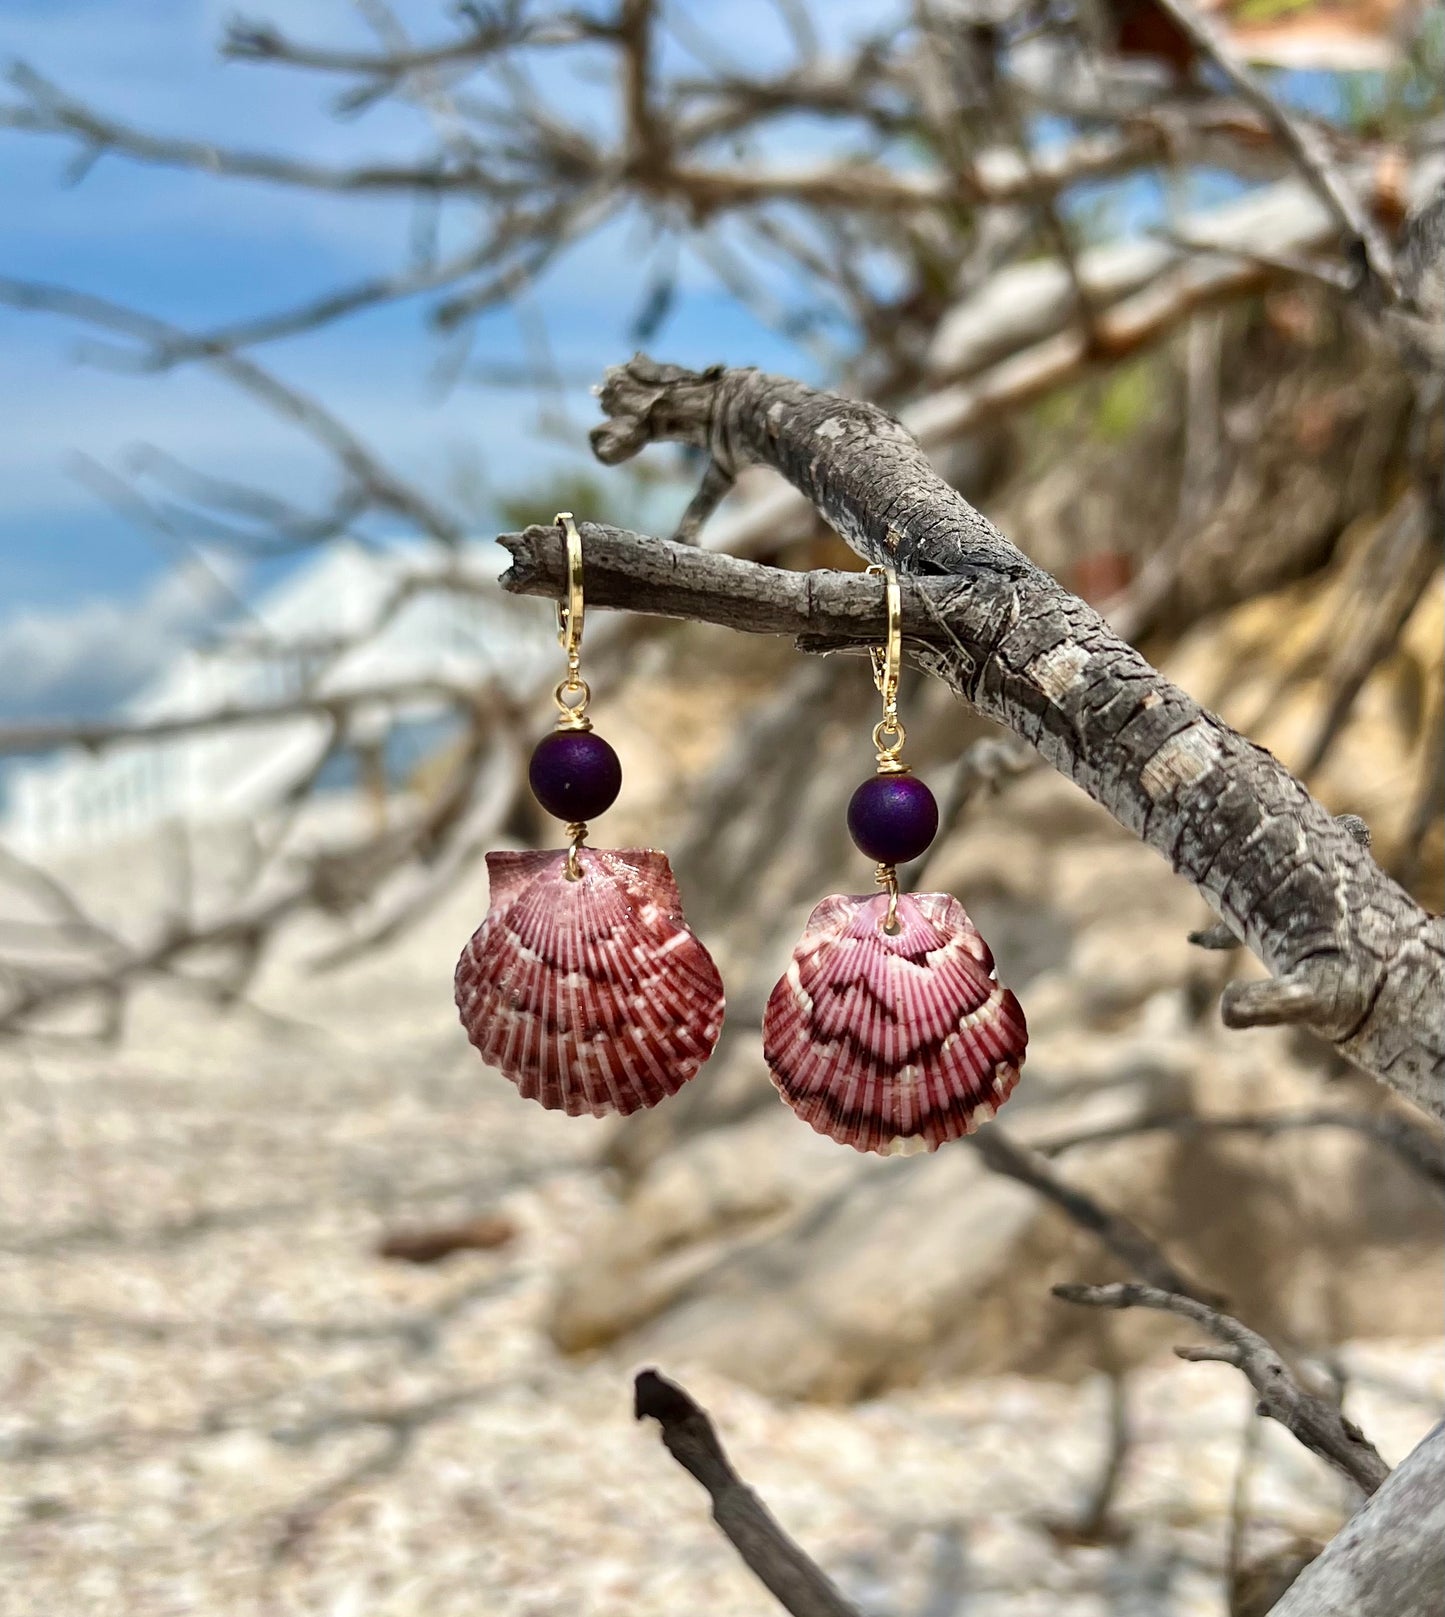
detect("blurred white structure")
(3, 540), (552, 856)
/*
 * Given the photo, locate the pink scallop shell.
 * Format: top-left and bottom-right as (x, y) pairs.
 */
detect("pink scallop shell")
(763, 891), (1027, 1155)
(455, 847), (724, 1116)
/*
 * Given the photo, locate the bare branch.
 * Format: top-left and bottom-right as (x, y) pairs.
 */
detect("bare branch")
(0, 875), (308, 1039)
(117, 232), (527, 363)
(1052, 1282), (1390, 1495)
(1034, 1108), (1445, 1194)
(500, 496), (1445, 1121)
(656, 127), (1179, 216)
(1144, 0), (1397, 295)
(687, 156), (1439, 567)
(222, 12), (603, 77)
(0, 62), (1245, 225)
(633, 1369), (863, 1617)
(671, 458), (736, 544)
(0, 276), (464, 544)
(1, 64), (523, 199)
(969, 1127), (1219, 1300)
(499, 519), (952, 642)
(618, 0), (666, 177)
(0, 680), (510, 1035)
(0, 678), (482, 757)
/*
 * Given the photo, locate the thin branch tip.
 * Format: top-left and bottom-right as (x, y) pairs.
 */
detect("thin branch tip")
(1055, 1279), (1390, 1495)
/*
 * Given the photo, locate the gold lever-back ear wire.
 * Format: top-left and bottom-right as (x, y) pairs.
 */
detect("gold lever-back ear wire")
(553, 513), (592, 735)
(866, 563), (906, 774)
(867, 562), (900, 708)
(866, 561), (906, 933)
(553, 512), (592, 879)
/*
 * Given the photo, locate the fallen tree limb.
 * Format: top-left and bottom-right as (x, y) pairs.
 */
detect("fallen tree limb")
(500, 370), (1445, 1121)
(585, 364), (1445, 1116)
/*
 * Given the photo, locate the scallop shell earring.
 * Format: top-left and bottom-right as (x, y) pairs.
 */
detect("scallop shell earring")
(455, 513), (724, 1116)
(763, 564), (1027, 1154)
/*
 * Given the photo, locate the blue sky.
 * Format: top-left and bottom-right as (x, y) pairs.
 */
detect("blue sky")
(0, 2), (1402, 725)
(0, 0), (856, 721)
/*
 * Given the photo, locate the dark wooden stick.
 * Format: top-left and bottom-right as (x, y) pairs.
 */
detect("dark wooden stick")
(634, 1369), (863, 1617)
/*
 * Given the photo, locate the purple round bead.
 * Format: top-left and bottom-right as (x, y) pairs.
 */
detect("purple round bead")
(847, 773), (938, 865)
(528, 729), (622, 822)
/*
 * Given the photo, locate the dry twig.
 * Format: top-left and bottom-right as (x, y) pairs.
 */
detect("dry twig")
(1145, 0), (1397, 296)
(968, 1127), (1217, 1301)
(1052, 1281), (1390, 1496)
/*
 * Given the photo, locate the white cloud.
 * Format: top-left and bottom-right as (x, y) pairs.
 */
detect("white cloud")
(0, 554), (243, 721)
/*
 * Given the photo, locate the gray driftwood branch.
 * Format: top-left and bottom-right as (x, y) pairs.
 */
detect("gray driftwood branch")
(497, 358), (1445, 1122)
(1052, 1282), (1390, 1496)
(633, 1368), (862, 1617)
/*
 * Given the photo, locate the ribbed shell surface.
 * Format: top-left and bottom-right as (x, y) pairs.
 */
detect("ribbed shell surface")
(455, 847), (724, 1116)
(763, 890), (1027, 1154)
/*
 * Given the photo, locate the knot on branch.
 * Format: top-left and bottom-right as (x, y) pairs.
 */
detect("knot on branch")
(591, 353), (730, 465)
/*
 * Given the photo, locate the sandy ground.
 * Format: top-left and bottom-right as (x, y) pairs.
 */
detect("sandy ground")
(0, 848), (1440, 1617)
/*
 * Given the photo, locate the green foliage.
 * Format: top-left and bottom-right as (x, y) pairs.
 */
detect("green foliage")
(1335, 9), (1445, 138)
(1232, 0), (1313, 23)
(1093, 357), (1158, 441)
(1031, 352), (1162, 445)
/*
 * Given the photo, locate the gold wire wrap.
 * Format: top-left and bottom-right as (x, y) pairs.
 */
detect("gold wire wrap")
(564, 820), (588, 880)
(875, 862), (901, 933)
(553, 512), (592, 731)
(867, 564), (907, 773)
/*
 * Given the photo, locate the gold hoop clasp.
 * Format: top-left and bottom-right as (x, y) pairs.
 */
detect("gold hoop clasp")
(867, 563), (900, 707)
(867, 563), (906, 773)
(553, 512), (591, 731)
